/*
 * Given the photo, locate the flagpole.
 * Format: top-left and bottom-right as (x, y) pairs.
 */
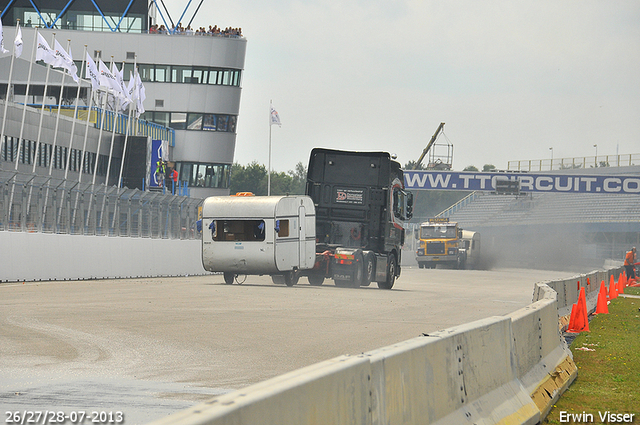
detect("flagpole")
(65, 44), (87, 180)
(48, 39), (71, 175)
(15, 27), (39, 170)
(104, 58), (121, 187)
(118, 56), (138, 190)
(268, 100), (272, 196)
(0, 19), (19, 159)
(32, 32), (56, 173)
(92, 58), (111, 185)
(79, 47), (95, 183)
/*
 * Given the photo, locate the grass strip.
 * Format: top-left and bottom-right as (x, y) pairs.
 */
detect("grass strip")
(543, 286), (640, 424)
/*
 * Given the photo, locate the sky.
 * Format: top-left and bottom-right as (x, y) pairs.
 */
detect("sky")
(164, 0), (640, 173)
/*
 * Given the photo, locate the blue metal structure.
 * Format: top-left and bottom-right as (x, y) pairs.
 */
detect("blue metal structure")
(1, 0), (205, 33)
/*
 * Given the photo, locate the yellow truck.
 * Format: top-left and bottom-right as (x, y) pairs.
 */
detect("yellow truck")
(415, 218), (480, 269)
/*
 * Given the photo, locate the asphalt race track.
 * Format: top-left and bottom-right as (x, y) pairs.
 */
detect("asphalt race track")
(0, 267), (580, 424)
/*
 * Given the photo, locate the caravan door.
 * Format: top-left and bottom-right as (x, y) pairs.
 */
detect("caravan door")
(298, 205), (306, 267)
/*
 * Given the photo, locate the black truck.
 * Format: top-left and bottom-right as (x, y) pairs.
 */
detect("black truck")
(304, 148), (413, 289)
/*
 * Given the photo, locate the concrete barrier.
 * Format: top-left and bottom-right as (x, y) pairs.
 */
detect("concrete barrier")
(533, 267), (624, 329)
(366, 316), (539, 425)
(0, 232), (206, 282)
(149, 355), (372, 425)
(140, 265), (622, 424)
(509, 284), (576, 418)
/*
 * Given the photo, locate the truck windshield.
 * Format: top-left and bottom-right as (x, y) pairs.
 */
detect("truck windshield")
(420, 225), (457, 239)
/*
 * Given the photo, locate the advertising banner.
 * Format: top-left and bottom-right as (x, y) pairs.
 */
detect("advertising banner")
(404, 170), (640, 194)
(149, 139), (168, 188)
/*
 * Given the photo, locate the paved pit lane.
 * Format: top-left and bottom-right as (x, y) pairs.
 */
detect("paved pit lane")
(0, 267), (581, 423)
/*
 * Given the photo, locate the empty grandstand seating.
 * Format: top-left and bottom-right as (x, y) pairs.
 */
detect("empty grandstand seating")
(444, 191), (640, 227)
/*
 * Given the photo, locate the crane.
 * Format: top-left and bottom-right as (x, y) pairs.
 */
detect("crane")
(414, 122), (445, 170)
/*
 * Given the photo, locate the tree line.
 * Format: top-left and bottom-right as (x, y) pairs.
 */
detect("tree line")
(229, 161), (307, 195)
(229, 160), (497, 220)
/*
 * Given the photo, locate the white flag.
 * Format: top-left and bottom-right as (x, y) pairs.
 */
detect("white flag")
(111, 62), (131, 108)
(127, 71), (136, 101)
(36, 33), (57, 65)
(85, 52), (100, 91)
(0, 19), (10, 54)
(14, 24), (22, 58)
(98, 59), (123, 95)
(270, 105), (281, 126)
(135, 71), (146, 115)
(53, 39), (78, 82)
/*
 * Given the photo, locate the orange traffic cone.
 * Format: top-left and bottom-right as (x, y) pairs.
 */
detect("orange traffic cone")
(595, 281), (609, 314)
(618, 273), (626, 294)
(567, 288), (590, 333)
(609, 277), (618, 300)
(609, 275), (615, 297)
(566, 302), (580, 333)
(579, 287), (589, 332)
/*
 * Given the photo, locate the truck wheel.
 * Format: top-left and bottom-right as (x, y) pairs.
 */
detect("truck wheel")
(308, 274), (325, 286)
(284, 270), (299, 287)
(223, 272), (235, 285)
(378, 254), (396, 289)
(351, 251), (365, 288)
(418, 262), (425, 269)
(362, 253), (375, 286)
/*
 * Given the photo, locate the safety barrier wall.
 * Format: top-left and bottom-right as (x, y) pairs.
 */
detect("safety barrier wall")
(366, 317), (540, 425)
(151, 272), (606, 425)
(534, 268), (624, 320)
(509, 284), (576, 419)
(149, 266), (630, 425)
(0, 232), (206, 282)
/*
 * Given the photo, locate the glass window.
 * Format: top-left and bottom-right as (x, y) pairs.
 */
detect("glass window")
(208, 70), (218, 85)
(187, 113), (203, 130)
(139, 64), (153, 82)
(174, 162), (230, 189)
(153, 112), (169, 127)
(203, 114), (216, 131)
(171, 66), (192, 83)
(123, 63), (134, 81)
(170, 112), (187, 130)
(420, 225), (457, 239)
(202, 165), (217, 187)
(217, 115), (228, 132)
(192, 67), (208, 84)
(222, 70), (230, 85)
(213, 220), (266, 242)
(155, 65), (170, 82)
(276, 220), (289, 237)
(229, 116), (237, 133)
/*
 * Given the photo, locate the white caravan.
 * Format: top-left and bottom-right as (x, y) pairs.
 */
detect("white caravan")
(201, 195), (316, 286)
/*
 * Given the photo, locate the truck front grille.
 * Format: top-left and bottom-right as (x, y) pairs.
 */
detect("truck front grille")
(426, 242), (445, 255)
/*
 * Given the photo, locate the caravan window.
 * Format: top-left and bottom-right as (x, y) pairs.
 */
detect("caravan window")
(212, 220), (266, 242)
(276, 220), (289, 237)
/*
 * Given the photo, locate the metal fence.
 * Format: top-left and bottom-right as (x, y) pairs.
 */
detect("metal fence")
(507, 153), (639, 172)
(1, 170), (203, 239)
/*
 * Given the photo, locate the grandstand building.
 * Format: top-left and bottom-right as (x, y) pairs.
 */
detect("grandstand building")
(0, 0), (246, 198)
(437, 164), (640, 270)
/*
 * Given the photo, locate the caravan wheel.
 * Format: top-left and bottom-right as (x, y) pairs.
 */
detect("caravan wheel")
(223, 272), (235, 285)
(284, 271), (299, 287)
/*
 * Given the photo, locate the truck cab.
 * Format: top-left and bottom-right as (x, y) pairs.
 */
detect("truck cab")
(305, 148), (413, 289)
(415, 218), (466, 269)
